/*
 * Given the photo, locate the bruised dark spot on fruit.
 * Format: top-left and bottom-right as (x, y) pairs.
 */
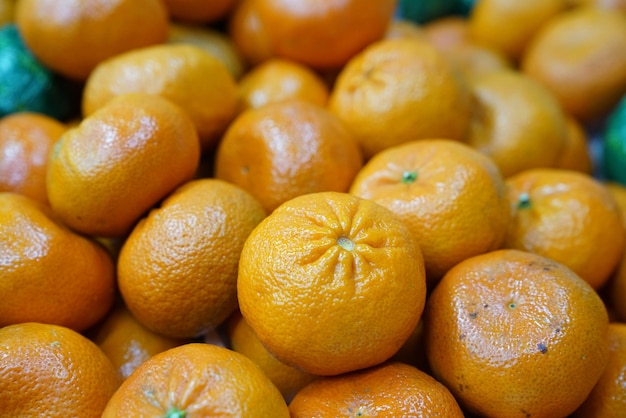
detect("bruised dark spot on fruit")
(241, 165), (249, 174)
(517, 192), (531, 209)
(520, 409), (531, 418)
(483, 304), (489, 308)
(537, 343), (548, 354)
(469, 312), (477, 319)
(401, 170), (418, 184)
(458, 383), (464, 392)
(460, 333), (466, 340)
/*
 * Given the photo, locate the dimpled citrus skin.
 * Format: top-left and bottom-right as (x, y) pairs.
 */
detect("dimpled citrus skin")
(102, 343), (290, 417)
(0, 112), (66, 205)
(0, 193), (115, 331)
(214, 99), (363, 214)
(289, 362), (465, 417)
(572, 323), (626, 417)
(0, 322), (120, 417)
(350, 139), (510, 283)
(237, 191), (427, 376)
(117, 179), (267, 339)
(505, 168), (625, 290)
(425, 249), (610, 418)
(328, 37), (472, 159)
(82, 44), (238, 150)
(47, 93), (200, 238)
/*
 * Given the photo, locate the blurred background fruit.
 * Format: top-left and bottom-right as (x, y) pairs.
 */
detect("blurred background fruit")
(15, 0), (169, 81)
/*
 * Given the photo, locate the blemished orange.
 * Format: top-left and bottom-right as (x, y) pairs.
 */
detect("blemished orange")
(328, 37), (472, 159)
(227, 0), (274, 67)
(466, 69), (567, 178)
(236, 58), (329, 113)
(167, 22), (246, 79)
(91, 303), (189, 381)
(118, 178), (266, 339)
(0, 112), (66, 205)
(572, 322), (626, 417)
(162, 0), (238, 24)
(15, 0), (168, 80)
(102, 343), (290, 417)
(349, 139), (510, 283)
(505, 168), (625, 289)
(424, 249), (610, 418)
(214, 99), (363, 214)
(254, 0), (396, 70)
(47, 93), (200, 238)
(289, 362), (465, 417)
(0, 193), (115, 331)
(521, 7), (626, 123)
(468, 0), (568, 62)
(237, 191), (427, 376)
(555, 116), (593, 174)
(227, 310), (317, 402)
(0, 322), (120, 417)
(82, 43), (237, 151)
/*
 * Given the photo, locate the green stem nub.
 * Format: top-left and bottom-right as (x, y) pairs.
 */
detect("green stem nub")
(165, 407), (186, 418)
(517, 192), (531, 209)
(401, 170), (418, 184)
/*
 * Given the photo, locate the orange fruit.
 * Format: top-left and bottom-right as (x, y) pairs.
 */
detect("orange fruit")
(118, 178), (266, 339)
(609, 255), (626, 322)
(162, 0), (238, 24)
(605, 181), (626, 227)
(384, 19), (426, 40)
(521, 7), (626, 123)
(424, 249), (610, 418)
(237, 191), (427, 376)
(15, 0), (168, 80)
(82, 43), (237, 151)
(555, 116), (594, 173)
(505, 168), (625, 289)
(236, 58), (329, 113)
(466, 69), (567, 178)
(422, 15), (471, 52)
(48, 93), (200, 238)
(0, 193), (115, 331)
(102, 343), (290, 417)
(167, 22), (246, 79)
(228, 0), (275, 67)
(0, 111), (66, 205)
(227, 310), (317, 402)
(253, 0), (396, 70)
(288, 362), (465, 417)
(214, 99), (363, 214)
(0, 0), (15, 26)
(572, 322), (626, 417)
(349, 139), (510, 283)
(468, 0), (568, 62)
(91, 302), (189, 381)
(443, 43), (514, 82)
(328, 37), (472, 159)
(576, 0), (626, 11)
(0, 322), (120, 417)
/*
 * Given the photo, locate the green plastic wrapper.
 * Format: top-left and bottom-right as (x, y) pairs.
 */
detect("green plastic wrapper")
(0, 24), (77, 120)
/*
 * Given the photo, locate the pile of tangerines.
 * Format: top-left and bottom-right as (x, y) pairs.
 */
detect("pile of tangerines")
(1, 0), (626, 417)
